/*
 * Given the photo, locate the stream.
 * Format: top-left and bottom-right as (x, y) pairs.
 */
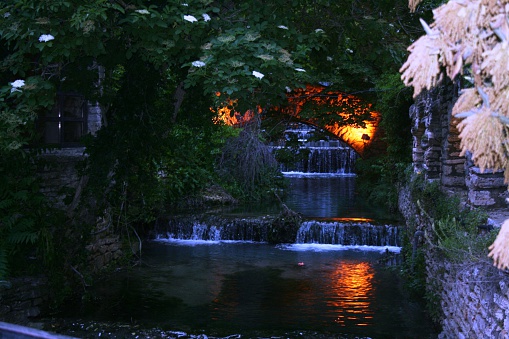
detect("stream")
(45, 174), (436, 339)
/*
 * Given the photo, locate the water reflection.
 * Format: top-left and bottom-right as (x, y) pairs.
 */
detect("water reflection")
(283, 176), (393, 221)
(63, 242), (435, 337)
(326, 261), (375, 327)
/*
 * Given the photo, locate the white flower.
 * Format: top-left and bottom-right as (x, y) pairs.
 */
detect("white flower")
(295, 68), (306, 72)
(182, 3), (189, 6)
(11, 80), (25, 88)
(192, 60), (206, 67)
(315, 29), (324, 33)
(278, 25), (289, 30)
(202, 13), (211, 22)
(135, 9), (150, 14)
(346, 48), (353, 53)
(327, 56), (333, 61)
(38, 34), (54, 42)
(183, 15), (198, 23)
(285, 86), (292, 93)
(4, 12), (10, 18)
(252, 71), (264, 79)
(10, 79), (25, 93)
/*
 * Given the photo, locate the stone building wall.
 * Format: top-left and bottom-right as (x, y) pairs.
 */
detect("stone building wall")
(409, 81), (508, 207)
(37, 147), (86, 210)
(404, 80), (509, 338)
(399, 185), (509, 338)
(0, 100), (124, 325)
(36, 146), (125, 274)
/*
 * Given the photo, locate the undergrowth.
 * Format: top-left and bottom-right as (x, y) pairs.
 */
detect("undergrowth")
(401, 174), (497, 325)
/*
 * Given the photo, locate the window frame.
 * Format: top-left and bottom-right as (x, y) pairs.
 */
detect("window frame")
(38, 92), (88, 147)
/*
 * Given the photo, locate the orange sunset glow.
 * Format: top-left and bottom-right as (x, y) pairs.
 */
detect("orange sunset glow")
(212, 85), (379, 155)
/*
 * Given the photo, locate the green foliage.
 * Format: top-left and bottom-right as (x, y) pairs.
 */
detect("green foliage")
(409, 175), (494, 262)
(84, 73), (230, 228)
(355, 71), (414, 212)
(217, 122), (285, 201)
(356, 159), (410, 213)
(267, 208), (302, 244)
(431, 213), (496, 263)
(0, 150), (64, 279)
(374, 72), (414, 156)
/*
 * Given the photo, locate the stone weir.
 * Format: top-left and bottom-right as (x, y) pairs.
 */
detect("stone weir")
(153, 214), (402, 246)
(296, 220), (401, 247)
(153, 214), (275, 242)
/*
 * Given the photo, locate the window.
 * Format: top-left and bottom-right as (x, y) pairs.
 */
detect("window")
(38, 93), (88, 146)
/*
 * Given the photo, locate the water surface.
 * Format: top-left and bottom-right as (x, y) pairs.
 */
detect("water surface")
(70, 241), (434, 338)
(283, 175), (396, 221)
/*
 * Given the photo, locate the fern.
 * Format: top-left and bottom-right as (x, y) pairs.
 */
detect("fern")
(0, 150), (59, 279)
(7, 230), (38, 245)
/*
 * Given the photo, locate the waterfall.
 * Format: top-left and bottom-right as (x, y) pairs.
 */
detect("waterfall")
(296, 220), (401, 247)
(282, 147), (357, 174)
(154, 215), (401, 248)
(154, 215), (272, 242)
(270, 141), (358, 174)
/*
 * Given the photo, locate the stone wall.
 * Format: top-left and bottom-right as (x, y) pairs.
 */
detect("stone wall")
(404, 79), (509, 338)
(399, 185), (509, 338)
(409, 81), (508, 207)
(86, 217), (126, 272)
(36, 149), (127, 273)
(426, 254), (509, 338)
(0, 277), (48, 325)
(37, 147), (86, 210)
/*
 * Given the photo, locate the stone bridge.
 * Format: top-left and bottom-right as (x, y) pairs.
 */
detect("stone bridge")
(284, 112), (383, 158)
(272, 85), (385, 158)
(219, 84), (385, 157)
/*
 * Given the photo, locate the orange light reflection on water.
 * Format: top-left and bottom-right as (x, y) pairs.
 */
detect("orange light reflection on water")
(326, 261), (375, 327)
(311, 217), (375, 223)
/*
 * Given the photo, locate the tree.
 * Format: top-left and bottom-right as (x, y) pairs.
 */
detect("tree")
(400, 0), (509, 269)
(0, 0), (424, 278)
(0, 0), (332, 278)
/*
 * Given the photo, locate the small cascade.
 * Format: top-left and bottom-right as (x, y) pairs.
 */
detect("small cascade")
(270, 140), (358, 174)
(296, 220), (401, 247)
(277, 146), (357, 174)
(270, 124), (358, 174)
(154, 215), (274, 242)
(154, 215), (402, 248)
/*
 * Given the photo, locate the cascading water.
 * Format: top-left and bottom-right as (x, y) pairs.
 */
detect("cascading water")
(277, 144), (357, 174)
(270, 140), (358, 174)
(155, 215), (401, 249)
(296, 220), (401, 247)
(154, 214), (272, 242)
(270, 124), (358, 174)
